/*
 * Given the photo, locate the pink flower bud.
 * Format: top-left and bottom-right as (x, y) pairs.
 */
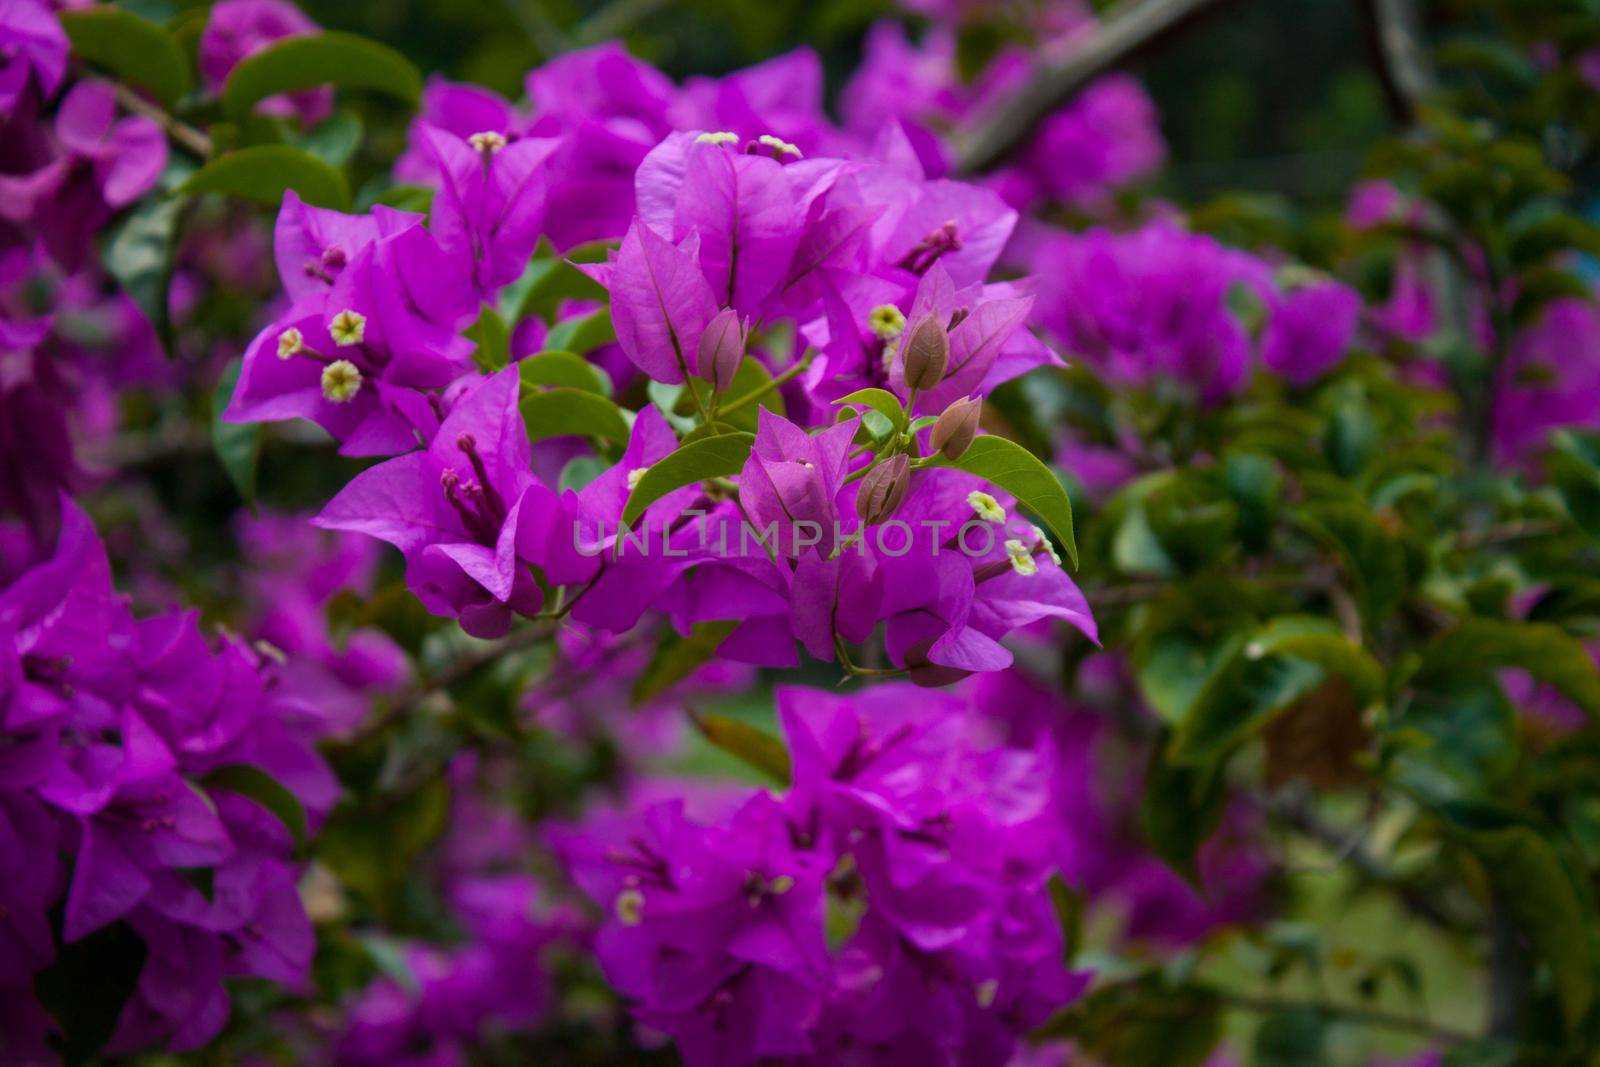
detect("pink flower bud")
(929, 396), (981, 459)
(856, 454), (910, 525)
(900, 314), (949, 392)
(697, 308), (746, 392)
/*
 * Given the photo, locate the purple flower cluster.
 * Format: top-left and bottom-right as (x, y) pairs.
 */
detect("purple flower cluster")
(553, 683), (1090, 1067)
(224, 45), (1097, 678)
(845, 19), (1164, 213)
(0, 500), (335, 1057)
(233, 510), (412, 739)
(1026, 219), (1362, 402)
(0, 2), (175, 552)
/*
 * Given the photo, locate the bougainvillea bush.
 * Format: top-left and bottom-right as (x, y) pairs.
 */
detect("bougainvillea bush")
(4, 0), (1600, 1063)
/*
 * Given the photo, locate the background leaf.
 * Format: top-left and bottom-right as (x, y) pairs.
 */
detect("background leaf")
(60, 8), (191, 105)
(929, 434), (1078, 567)
(222, 31), (422, 117)
(184, 145), (352, 210)
(621, 432), (754, 526)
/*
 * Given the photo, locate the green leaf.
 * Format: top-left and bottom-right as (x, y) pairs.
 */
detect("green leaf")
(1549, 430), (1600, 543)
(1252, 1007), (1328, 1067)
(202, 764), (309, 850)
(221, 31), (422, 117)
(367, 183), (435, 213)
(1169, 630), (1328, 765)
(633, 620), (740, 705)
(544, 307), (616, 355)
(34, 919), (147, 1064)
(499, 238), (612, 325)
(716, 357), (786, 432)
(519, 350), (611, 395)
(1047, 874), (1083, 965)
(521, 387), (630, 444)
(1293, 501), (1406, 629)
(928, 435), (1077, 567)
(466, 304), (511, 373)
(558, 454), (609, 492)
(293, 109), (364, 168)
(1468, 825), (1598, 1029)
(316, 779), (449, 907)
(1414, 618), (1600, 721)
(1036, 974), (1221, 1067)
(100, 171), (188, 345)
(184, 145), (351, 210)
(1224, 451), (1283, 551)
(1136, 628), (1243, 724)
(60, 8), (192, 106)
(1140, 739), (1227, 882)
(1253, 616), (1384, 704)
(622, 432), (754, 526)
(1323, 384), (1378, 477)
(834, 387), (906, 429)
(210, 359), (260, 506)
(691, 710), (792, 785)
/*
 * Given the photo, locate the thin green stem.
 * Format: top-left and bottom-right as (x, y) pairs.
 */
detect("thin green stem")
(716, 351), (815, 419)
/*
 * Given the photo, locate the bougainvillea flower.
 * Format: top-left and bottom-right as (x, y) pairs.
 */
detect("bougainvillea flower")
(315, 368), (544, 637)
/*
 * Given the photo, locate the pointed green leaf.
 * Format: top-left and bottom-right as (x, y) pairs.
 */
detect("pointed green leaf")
(202, 764), (308, 850)
(60, 8), (191, 106)
(520, 350), (610, 396)
(1469, 826), (1598, 1029)
(691, 711), (791, 785)
(622, 432), (754, 526)
(210, 359), (260, 506)
(544, 307), (616, 355)
(467, 304), (510, 372)
(834, 387), (905, 428)
(293, 109), (364, 168)
(499, 238), (613, 325)
(928, 434), (1077, 567)
(184, 145), (351, 210)
(1415, 618), (1600, 721)
(1047, 874), (1084, 965)
(221, 31), (421, 117)
(521, 387), (629, 444)
(101, 175), (187, 346)
(633, 620), (740, 705)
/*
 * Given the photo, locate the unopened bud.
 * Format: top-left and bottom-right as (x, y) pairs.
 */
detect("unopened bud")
(900, 314), (949, 392)
(695, 130), (740, 145)
(929, 395), (981, 459)
(856, 454), (910, 525)
(321, 360), (362, 403)
(697, 308), (746, 391)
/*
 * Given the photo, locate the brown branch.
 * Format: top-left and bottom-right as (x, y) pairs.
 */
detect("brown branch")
(1355, 0), (1434, 123)
(336, 623), (554, 748)
(950, 0), (1242, 175)
(1217, 990), (1475, 1045)
(107, 80), (212, 159)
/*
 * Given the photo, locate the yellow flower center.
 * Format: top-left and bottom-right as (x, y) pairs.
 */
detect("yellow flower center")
(1005, 539), (1037, 577)
(329, 309), (367, 347)
(321, 360), (363, 404)
(967, 491), (1006, 523)
(276, 327), (304, 360)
